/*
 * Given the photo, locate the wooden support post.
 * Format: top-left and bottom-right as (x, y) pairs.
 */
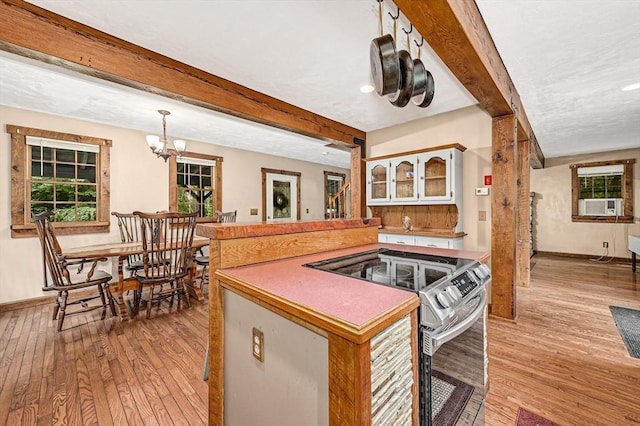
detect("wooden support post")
(490, 115), (518, 319)
(516, 139), (531, 287)
(350, 140), (364, 219)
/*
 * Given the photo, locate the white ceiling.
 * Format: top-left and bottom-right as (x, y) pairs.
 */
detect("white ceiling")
(476, 0), (640, 158)
(1, 1), (639, 168)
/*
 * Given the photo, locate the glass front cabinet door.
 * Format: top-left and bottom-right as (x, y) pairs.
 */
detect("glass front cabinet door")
(366, 160), (389, 204)
(390, 156), (418, 202)
(418, 150), (454, 203)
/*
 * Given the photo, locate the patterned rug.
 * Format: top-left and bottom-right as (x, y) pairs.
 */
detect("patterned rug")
(431, 370), (474, 426)
(609, 305), (640, 358)
(515, 407), (559, 426)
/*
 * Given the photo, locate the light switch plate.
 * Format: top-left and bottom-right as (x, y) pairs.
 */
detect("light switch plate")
(252, 328), (264, 362)
(475, 187), (489, 196)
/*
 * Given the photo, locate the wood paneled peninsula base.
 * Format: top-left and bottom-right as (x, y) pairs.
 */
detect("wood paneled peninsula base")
(197, 219), (489, 425)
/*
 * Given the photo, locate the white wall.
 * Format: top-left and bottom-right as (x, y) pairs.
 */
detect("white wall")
(224, 290), (328, 426)
(367, 105), (493, 252)
(531, 148), (640, 258)
(0, 106), (348, 304)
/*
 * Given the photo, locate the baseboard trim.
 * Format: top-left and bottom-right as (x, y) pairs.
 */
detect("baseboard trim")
(534, 250), (632, 263)
(0, 294), (56, 313)
(0, 288), (98, 313)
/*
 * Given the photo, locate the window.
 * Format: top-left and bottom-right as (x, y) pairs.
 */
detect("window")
(7, 124), (111, 237)
(570, 159), (635, 223)
(169, 153), (222, 222)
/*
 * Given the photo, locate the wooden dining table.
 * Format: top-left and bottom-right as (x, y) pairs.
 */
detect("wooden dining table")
(64, 236), (209, 321)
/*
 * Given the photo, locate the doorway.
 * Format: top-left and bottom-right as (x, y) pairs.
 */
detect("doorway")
(262, 168), (301, 221)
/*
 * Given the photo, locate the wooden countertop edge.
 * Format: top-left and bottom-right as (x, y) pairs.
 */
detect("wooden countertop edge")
(216, 270), (420, 345)
(197, 218), (381, 240)
(378, 228), (467, 238)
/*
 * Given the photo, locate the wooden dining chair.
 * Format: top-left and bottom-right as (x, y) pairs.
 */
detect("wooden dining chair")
(216, 210), (237, 223)
(33, 211), (113, 331)
(194, 210), (237, 293)
(111, 211), (145, 277)
(132, 211), (197, 319)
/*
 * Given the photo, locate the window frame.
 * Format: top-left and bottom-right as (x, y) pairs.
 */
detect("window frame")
(169, 152), (222, 223)
(7, 124), (111, 238)
(570, 158), (635, 223)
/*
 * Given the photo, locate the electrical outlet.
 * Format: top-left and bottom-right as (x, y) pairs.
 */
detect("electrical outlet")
(479, 211), (487, 221)
(250, 208), (258, 215)
(603, 242), (609, 248)
(252, 328), (264, 362)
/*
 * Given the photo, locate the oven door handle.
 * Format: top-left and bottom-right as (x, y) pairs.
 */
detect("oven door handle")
(430, 288), (486, 353)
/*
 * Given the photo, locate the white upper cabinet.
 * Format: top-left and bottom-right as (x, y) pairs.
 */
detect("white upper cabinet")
(366, 145), (464, 206)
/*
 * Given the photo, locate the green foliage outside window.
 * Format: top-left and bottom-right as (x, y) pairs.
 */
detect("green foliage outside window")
(177, 162), (214, 218)
(579, 175), (622, 199)
(30, 147), (97, 222)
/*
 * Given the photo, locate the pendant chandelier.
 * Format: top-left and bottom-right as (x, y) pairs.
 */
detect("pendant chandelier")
(146, 109), (186, 162)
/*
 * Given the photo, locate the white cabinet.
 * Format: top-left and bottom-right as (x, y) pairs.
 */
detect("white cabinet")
(366, 146), (463, 206)
(379, 233), (416, 245)
(379, 233), (464, 249)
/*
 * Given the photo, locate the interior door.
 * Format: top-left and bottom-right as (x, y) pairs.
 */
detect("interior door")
(266, 172), (298, 221)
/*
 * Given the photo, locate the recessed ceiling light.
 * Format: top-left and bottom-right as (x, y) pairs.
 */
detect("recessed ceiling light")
(322, 151), (329, 155)
(360, 85), (375, 93)
(622, 83), (640, 92)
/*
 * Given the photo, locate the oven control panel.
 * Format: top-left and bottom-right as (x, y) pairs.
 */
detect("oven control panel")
(420, 262), (491, 330)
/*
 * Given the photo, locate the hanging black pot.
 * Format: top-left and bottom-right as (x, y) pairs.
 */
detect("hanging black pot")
(370, 34), (399, 96)
(388, 49), (414, 108)
(411, 38), (435, 108)
(370, 1), (399, 96)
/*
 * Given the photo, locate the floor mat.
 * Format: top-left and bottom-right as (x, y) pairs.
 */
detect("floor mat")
(515, 407), (559, 426)
(609, 305), (640, 358)
(431, 370), (474, 426)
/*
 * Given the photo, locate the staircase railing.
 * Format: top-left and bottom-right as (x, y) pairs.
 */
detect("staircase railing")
(328, 181), (350, 219)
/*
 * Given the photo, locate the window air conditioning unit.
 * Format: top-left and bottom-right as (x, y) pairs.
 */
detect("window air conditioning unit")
(579, 198), (623, 216)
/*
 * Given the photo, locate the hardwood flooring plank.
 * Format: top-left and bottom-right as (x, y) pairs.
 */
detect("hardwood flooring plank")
(0, 307), (33, 426)
(96, 341), (128, 426)
(108, 357), (144, 425)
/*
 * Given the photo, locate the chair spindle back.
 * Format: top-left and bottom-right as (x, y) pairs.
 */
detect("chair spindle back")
(133, 211), (197, 281)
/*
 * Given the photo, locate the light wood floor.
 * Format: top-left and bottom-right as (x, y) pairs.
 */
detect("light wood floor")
(485, 254), (640, 426)
(0, 255), (638, 425)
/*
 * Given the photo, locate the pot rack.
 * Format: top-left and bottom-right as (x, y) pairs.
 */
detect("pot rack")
(372, 0), (435, 109)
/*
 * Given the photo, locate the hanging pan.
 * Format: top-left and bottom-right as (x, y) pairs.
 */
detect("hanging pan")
(388, 19), (414, 107)
(370, 0), (399, 96)
(411, 37), (435, 108)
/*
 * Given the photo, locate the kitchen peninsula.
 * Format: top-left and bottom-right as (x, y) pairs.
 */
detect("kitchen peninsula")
(196, 219), (487, 425)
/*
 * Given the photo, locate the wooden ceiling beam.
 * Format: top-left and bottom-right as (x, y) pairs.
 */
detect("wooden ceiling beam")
(0, 0), (364, 147)
(396, 0), (545, 169)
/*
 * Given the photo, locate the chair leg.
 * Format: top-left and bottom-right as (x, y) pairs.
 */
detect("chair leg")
(98, 283), (108, 320)
(202, 343), (209, 381)
(105, 283), (117, 317)
(57, 290), (69, 332)
(181, 279), (191, 308)
(146, 285), (154, 319)
(52, 291), (62, 320)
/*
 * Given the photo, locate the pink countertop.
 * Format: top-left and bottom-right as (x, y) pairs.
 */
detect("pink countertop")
(216, 243), (488, 334)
